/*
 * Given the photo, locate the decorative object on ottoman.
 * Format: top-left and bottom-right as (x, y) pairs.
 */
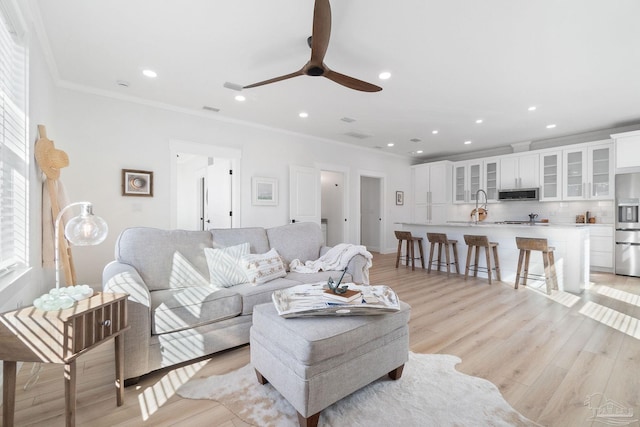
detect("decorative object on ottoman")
(272, 283), (400, 317)
(249, 300), (411, 427)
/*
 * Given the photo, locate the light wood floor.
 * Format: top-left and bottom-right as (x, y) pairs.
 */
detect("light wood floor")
(3, 253), (640, 426)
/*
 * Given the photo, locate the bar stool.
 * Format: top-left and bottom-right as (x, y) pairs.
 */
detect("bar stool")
(394, 231), (425, 270)
(463, 235), (501, 284)
(514, 237), (558, 295)
(426, 233), (460, 276)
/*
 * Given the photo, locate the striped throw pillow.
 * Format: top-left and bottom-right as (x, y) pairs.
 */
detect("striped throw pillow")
(240, 248), (286, 285)
(204, 243), (250, 287)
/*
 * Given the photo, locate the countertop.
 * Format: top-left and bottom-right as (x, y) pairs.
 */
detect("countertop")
(395, 221), (612, 228)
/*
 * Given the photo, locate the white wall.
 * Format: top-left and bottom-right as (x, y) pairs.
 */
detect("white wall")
(47, 89), (412, 285)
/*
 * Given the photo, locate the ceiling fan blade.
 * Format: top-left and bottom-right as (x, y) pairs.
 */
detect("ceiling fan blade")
(243, 69), (305, 89)
(324, 69), (382, 92)
(310, 0), (331, 65)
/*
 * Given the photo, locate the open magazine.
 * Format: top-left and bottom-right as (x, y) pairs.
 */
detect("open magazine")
(272, 282), (400, 318)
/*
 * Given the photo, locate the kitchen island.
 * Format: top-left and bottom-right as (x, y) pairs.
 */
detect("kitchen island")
(396, 222), (589, 293)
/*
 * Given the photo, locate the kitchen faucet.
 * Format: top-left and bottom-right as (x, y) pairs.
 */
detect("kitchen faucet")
(474, 189), (488, 223)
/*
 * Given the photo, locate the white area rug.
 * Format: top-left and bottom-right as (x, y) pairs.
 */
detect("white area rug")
(177, 352), (538, 426)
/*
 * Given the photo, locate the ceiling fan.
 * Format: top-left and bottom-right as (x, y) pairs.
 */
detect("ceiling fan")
(243, 0), (382, 92)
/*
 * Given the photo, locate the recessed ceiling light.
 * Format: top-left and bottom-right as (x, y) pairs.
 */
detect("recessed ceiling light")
(299, 112), (309, 118)
(234, 95), (246, 102)
(378, 71), (391, 80)
(142, 69), (157, 78)
(528, 106), (537, 111)
(546, 124), (556, 129)
(475, 119), (483, 124)
(387, 142), (394, 147)
(432, 130), (439, 135)
(416, 150), (423, 154)
(464, 140), (472, 145)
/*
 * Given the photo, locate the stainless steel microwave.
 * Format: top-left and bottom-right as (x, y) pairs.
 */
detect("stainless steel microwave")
(497, 188), (539, 201)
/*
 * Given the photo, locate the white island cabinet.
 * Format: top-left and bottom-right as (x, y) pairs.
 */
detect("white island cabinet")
(397, 222), (589, 294)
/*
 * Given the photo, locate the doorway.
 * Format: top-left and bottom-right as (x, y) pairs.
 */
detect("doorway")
(320, 170), (345, 246)
(170, 140), (241, 230)
(360, 175), (384, 252)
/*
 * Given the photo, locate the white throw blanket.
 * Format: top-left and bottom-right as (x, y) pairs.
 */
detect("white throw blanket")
(289, 243), (373, 275)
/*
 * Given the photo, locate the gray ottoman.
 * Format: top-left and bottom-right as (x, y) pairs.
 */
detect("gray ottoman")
(250, 301), (411, 427)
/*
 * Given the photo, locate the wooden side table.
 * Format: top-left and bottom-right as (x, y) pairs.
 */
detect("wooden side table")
(0, 292), (129, 427)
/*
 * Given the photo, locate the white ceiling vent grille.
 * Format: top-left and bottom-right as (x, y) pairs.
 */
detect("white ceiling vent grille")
(341, 117), (356, 123)
(344, 131), (372, 139)
(202, 106), (221, 112)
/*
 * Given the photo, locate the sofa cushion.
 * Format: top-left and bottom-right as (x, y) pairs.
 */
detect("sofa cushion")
(240, 248), (287, 285)
(204, 243), (250, 287)
(150, 286), (242, 335)
(231, 278), (301, 315)
(115, 227), (212, 291)
(211, 227), (270, 254)
(266, 223), (324, 268)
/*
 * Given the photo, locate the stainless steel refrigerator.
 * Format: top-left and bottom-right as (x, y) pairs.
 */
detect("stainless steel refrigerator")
(615, 173), (640, 276)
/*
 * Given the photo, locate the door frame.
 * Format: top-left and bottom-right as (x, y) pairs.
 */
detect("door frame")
(170, 139), (242, 229)
(357, 170), (386, 253)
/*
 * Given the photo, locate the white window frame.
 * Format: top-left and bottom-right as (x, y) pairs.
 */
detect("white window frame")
(0, 0), (29, 280)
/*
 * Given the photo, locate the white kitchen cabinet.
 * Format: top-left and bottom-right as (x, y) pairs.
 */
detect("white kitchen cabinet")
(453, 160), (482, 204)
(412, 161), (452, 223)
(539, 150), (562, 201)
(483, 158), (500, 202)
(589, 225), (613, 271)
(611, 130), (640, 170)
(499, 153), (539, 189)
(562, 141), (613, 200)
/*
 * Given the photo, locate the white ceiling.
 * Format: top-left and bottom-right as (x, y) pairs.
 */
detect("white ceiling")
(31, 0), (640, 159)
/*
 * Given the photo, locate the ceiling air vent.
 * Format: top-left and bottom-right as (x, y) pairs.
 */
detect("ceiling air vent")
(341, 117), (357, 123)
(202, 106), (221, 113)
(344, 131), (372, 139)
(410, 138), (422, 142)
(223, 81), (243, 91)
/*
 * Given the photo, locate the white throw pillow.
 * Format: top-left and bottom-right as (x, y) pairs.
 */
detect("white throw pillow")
(204, 243), (250, 287)
(240, 248), (287, 285)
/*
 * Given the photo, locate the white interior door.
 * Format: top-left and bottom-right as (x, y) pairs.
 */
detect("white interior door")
(360, 176), (382, 252)
(207, 157), (232, 228)
(290, 165), (321, 224)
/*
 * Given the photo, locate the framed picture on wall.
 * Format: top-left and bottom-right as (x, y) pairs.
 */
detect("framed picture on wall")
(252, 177), (278, 205)
(122, 169), (153, 197)
(396, 191), (404, 205)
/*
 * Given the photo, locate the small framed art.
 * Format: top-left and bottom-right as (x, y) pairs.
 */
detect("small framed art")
(122, 169), (153, 197)
(252, 177), (278, 206)
(396, 191), (404, 205)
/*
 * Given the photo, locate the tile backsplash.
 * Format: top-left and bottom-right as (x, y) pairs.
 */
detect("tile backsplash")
(451, 200), (614, 224)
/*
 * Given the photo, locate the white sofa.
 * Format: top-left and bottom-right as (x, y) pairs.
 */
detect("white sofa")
(102, 222), (371, 383)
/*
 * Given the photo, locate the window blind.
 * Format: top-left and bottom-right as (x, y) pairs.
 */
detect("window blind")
(0, 2), (28, 275)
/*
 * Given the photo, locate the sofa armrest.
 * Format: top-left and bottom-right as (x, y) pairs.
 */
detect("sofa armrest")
(346, 254), (371, 285)
(102, 261), (152, 380)
(319, 245), (372, 285)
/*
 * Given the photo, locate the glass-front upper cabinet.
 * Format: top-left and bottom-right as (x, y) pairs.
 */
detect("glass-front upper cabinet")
(540, 151), (562, 201)
(562, 141), (613, 200)
(453, 161), (482, 204)
(483, 158), (499, 202)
